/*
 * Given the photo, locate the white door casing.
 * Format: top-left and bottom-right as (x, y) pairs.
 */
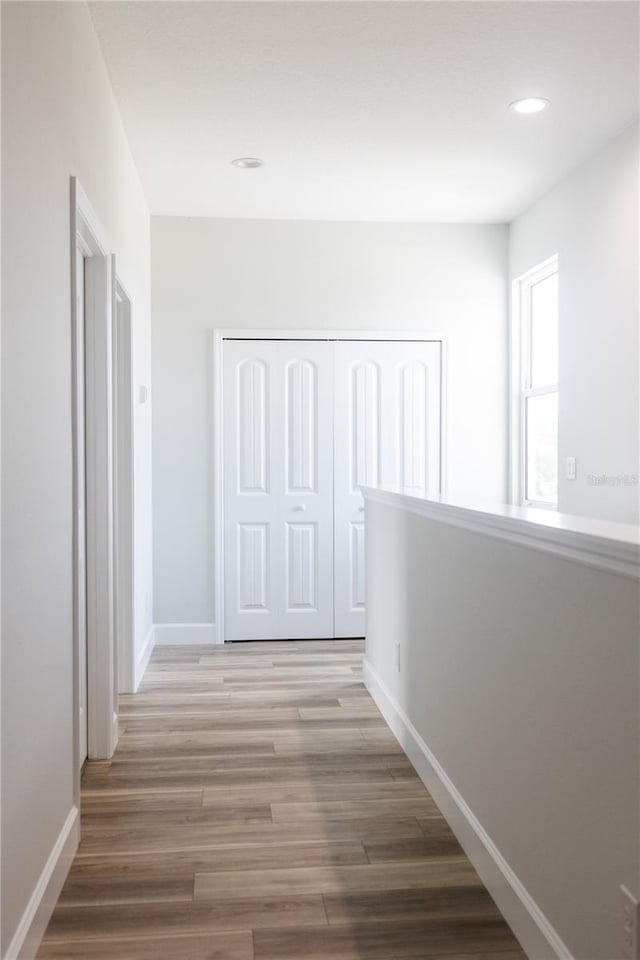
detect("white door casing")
(72, 178), (120, 779)
(333, 340), (442, 637)
(113, 279), (135, 694)
(223, 340), (334, 640)
(75, 247), (88, 764)
(84, 253), (118, 758)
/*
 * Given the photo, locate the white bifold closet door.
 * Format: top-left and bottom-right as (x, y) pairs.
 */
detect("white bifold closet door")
(333, 340), (441, 637)
(223, 338), (441, 641)
(223, 340), (334, 640)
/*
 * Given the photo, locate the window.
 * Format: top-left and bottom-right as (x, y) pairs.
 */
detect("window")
(512, 256), (559, 508)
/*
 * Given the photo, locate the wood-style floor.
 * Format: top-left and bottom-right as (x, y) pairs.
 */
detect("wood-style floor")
(39, 640), (525, 959)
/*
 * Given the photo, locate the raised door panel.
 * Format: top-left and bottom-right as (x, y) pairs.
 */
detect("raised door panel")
(237, 360), (268, 494)
(286, 359), (317, 493)
(350, 521), (366, 610)
(237, 523), (270, 611)
(286, 523), (317, 611)
(351, 361), (380, 491)
(398, 360), (428, 489)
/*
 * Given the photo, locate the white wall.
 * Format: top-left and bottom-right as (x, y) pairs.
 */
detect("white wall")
(365, 493), (639, 960)
(1, 2), (153, 954)
(510, 122), (639, 524)
(151, 217), (508, 626)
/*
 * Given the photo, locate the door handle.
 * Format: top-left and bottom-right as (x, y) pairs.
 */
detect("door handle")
(293, 504), (307, 512)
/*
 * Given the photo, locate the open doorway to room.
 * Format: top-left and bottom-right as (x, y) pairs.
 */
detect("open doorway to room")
(71, 179), (135, 775)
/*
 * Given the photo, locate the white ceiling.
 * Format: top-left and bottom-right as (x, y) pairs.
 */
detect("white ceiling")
(90, 1), (639, 223)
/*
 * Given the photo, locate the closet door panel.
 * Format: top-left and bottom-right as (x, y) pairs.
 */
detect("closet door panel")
(224, 341), (281, 639)
(334, 349), (381, 638)
(223, 339), (333, 640)
(279, 341), (334, 636)
(334, 340), (441, 638)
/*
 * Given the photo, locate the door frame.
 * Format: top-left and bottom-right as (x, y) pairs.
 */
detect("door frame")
(113, 273), (136, 694)
(70, 177), (119, 789)
(212, 329), (447, 646)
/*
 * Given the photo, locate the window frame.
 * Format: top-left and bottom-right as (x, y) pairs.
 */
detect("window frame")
(510, 255), (559, 510)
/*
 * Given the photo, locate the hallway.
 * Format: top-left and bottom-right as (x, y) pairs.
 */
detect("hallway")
(38, 641), (524, 959)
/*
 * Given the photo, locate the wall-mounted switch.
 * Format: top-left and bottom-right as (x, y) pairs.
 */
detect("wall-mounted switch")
(566, 457), (576, 481)
(139, 385), (149, 404)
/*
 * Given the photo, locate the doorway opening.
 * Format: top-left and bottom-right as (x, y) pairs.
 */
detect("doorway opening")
(71, 178), (134, 787)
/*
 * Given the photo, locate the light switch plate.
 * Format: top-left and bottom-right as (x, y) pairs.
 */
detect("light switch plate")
(566, 457), (576, 481)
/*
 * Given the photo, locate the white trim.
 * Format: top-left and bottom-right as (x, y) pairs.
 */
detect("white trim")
(510, 255), (559, 508)
(84, 252), (117, 759)
(363, 660), (574, 960)
(71, 177), (118, 785)
(213, 332), (225, 645)
(214, 329), (448, 342)
(74, 180), (109, 258)
(438, 338), (448, 497)
(361, 485), (640, 581)
(113, 271), (136, 694)
(3, 806), (80, 960)
(212, 329), (447, 645)
(154, 623), (217, 645)
(134, 626), (156, 689)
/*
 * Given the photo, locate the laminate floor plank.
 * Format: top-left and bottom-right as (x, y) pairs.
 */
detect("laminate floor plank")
(200, 778), (427, 806)
(116, 727), (366, 754)
(77, 816), (429, 856)
(81, 789), (203, 816)
(80, 763), (415, 793)
(271, 797), (439, 821)
(42, 896), (326, 941)
(80, 805), (275, 832)
(113, 742), (278, 761)
(252, 917), (523, 959)
(119, 715), (388, 735)
(365, 827), (465, 861)
(37, 930), (254, 960)
(194, 858), (481, 901)
(39, 640), (524, 959)
(72, 839), (368, 877)
(322, 886), (501, 924)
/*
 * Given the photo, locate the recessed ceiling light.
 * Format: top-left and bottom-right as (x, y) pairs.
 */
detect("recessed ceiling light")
(231, 157), (265, 169)
(509, 98), (551, 115)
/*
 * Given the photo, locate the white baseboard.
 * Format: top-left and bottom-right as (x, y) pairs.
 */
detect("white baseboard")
(363, 659), (574, 960)
(4, 805), (79, 960)
(134, 625), (156, 689)
(153, 622), (217, 645)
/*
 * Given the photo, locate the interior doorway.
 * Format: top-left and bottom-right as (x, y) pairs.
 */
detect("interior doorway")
(72, 178), (129, 776)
